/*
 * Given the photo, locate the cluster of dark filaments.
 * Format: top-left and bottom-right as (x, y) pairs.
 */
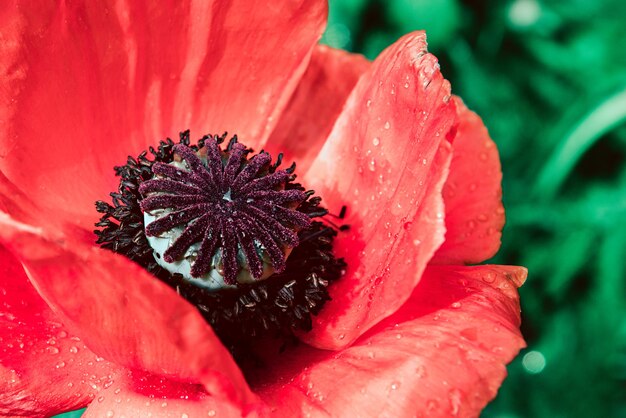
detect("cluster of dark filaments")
(95, 131), (345, 356)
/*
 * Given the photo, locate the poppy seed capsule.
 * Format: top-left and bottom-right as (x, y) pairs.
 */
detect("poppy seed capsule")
(138, 139), (310, 290)
(95, 131), (345, 350)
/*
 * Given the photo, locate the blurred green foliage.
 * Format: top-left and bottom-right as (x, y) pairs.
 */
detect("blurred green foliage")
(324, 0), (626, 416)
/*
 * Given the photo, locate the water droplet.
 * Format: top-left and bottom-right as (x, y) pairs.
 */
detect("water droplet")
(448, 388), (462, 416)
(182, 414), (189, 418)
(208, 410), (216, 417)
(422, 158), (428, 165)
(106, 411), (114, 418)
(57, 330), (68, 339)
(55, 361), (66, 369)
(98, 396), (105, 403)
(413, 239), (421, 246)
(161, 402), (168, 408)
(368, 160), (376, 172)
(390, 381), (400, 390)
(415, 365), (427, 378)
(477, 214), (488, 222)
(114, 388), (121, 394)
(46, 346), (59, 355)
(483, 272), (496, 283)
(427, 399), (439, 411)
(372, 137), (380, 146)
(404, 82), (410, 88)
(384, 121), (390, 130)
(451, 302), (462, 309)
(366, 99), (372, 107)
(69, 346), (79, 354)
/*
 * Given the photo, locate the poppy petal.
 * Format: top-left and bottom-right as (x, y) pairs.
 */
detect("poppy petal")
(265, 45), (370, 173)
(0, 244), (123, 417)
(0, 0), (326, 227)
(431, 97), (505, 264)
(0, 213), (255, 406)
(82, 370), (260, 418)
(255, 264), (526, 418)
(302, 32), (457, 349)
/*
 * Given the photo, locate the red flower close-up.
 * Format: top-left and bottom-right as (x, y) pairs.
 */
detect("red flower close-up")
(0, 1), (526, 417)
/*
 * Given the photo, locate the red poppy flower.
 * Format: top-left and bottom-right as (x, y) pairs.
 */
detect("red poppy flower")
(0, 1), (526, 417)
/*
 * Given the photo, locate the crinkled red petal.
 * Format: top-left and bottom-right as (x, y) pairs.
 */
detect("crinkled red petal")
(254, 264), (526, 418)
(0, 0), (326, 228)
(82, 369), (261, 418)
(302, 32), (458, 349)
(266, 45), (370, 173)
(431, 97), (505, 264)
(0, 213), (255, 407)
(0, 243), (123, 417)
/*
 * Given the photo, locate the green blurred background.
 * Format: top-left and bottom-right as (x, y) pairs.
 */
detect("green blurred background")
(57, 0), (626, 417)
(322, 0), (626, 416)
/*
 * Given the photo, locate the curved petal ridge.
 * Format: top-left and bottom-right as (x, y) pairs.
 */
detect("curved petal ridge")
(431, 97), (505, 264)
(255, 264), (526, 418)
(0, 243), (123, 417)
(0, 212), (256, 407)
(266, 45), (370, 173)
(303, 32), (458, 349)
(0, 0), (327, 227)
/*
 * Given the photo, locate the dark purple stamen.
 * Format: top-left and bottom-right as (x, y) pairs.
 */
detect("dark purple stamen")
(139, 140), (311, 285)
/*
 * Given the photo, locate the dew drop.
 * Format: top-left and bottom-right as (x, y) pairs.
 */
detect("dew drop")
(161, 402), (168, 408)
(69, 346), (79, 354)
(55, 361), (66, 369)
(449, 388), (462, 416)
(451, 302), (462, 309)
(368, 160), (376, 172)
(404, 82), (410, 89)
(46, 346), (59, 355)
(106, 411), (114, 418)
(182, 414), (189, 418)
(384, 121), (390, 130)
(98, 396), (105, 403)
(483, 272), (496, 283)
(477, 214), (488, 222)
(390, 381), (400, 390)
(427, 399), (439, 411)
(208, 410), (216, 417)
(372, 136), (380, 146)
(338, 333), (345, 340)
(366, 99), (372, 108)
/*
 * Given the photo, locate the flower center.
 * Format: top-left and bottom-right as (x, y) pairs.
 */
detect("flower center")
(95, 131), (345, 356)
(139, 141), (310, 290)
